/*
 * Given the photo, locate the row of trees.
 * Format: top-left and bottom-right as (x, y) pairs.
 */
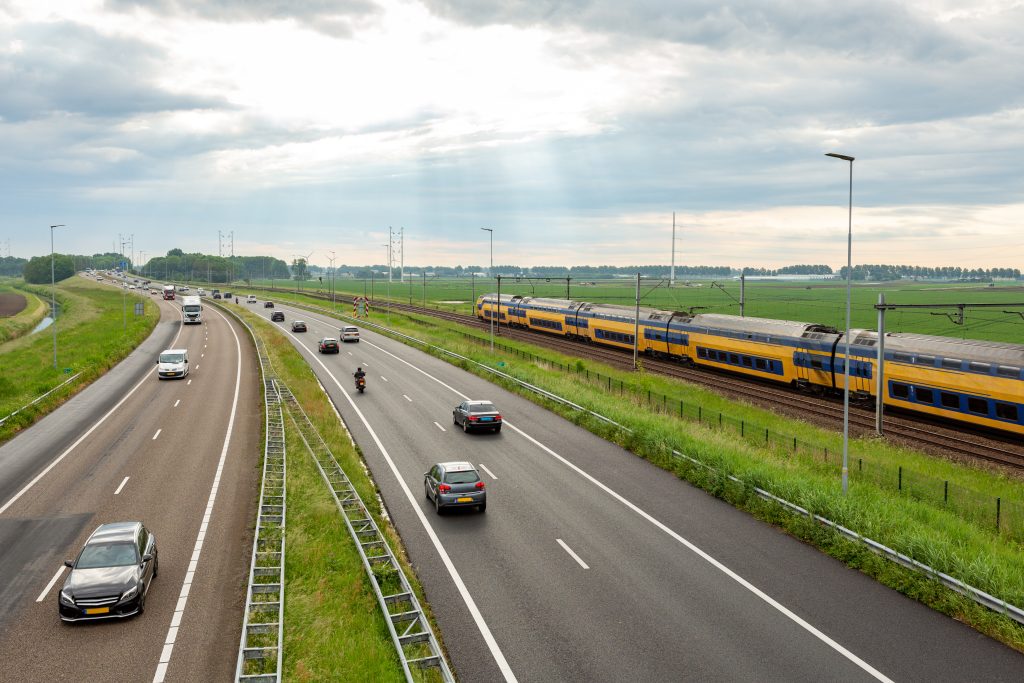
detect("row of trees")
(142, 250), (291, 284)
(837, 265), (1021, 281)
(22, 255), (76, 284)
(0, 256), (27, 277)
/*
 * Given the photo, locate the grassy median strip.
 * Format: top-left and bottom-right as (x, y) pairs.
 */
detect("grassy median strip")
(259, 290), (1024, 651)
(0, 277), (158, 443)
(233, 305), (444, 681)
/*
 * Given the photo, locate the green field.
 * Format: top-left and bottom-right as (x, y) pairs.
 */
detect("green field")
(243, 277), (1024, 344)
(0, 282), (48, 344)
(0, 277), (158, 441)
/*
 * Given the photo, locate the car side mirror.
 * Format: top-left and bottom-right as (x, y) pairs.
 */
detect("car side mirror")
(142, 553), (153, 563)
(64, 560), (74, 568)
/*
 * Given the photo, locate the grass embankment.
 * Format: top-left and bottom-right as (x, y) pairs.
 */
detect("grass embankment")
(0, 283), (47, 344)
(0, 277), (158, 443)
(232, 305), (443, 681)
(267, 290), (1024, 651)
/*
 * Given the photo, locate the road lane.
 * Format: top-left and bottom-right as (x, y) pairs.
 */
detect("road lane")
(0, 297), (260, 682)
(261, 297), (1024, 682)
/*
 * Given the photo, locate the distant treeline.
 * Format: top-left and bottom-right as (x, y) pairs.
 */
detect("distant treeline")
(143, 249), (291, 283)
(837, 265), (1021, 281)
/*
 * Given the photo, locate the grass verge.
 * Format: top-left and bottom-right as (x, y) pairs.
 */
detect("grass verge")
(266, 290), (1024, 652)
(232, 304), (446, 681)
(0, 278), (158, 443)
(0, 282), (48, 344)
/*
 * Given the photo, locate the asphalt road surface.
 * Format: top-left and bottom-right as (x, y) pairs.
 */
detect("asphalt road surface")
(0, 287), (260, 682)
(260, 296), (1024, 683)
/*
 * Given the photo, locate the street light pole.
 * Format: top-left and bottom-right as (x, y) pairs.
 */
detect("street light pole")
(50, 224), (65, 369)
(826, 151), (855, 496)
(481, 228), (494, 352)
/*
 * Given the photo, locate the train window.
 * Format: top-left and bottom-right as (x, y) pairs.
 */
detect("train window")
(969, 362), (991, 373)
(997, 366), (1021, 378)
(891, 383), (909, 399)
(697, 348), (707, 359)
(742, 357), (753, 367)
(967, 397), (988, 415)
(755, 359), (767, 370)
(915, 387), (934, 404)
(916, 355), (935, 366)
(893, 352), (912, 363)
(940, 392), (959, 409)
(995, 403), (1019, 421)
(729, 354), (740, 364)
(941, 358), (962, 370)
(811, 358), (823, 370)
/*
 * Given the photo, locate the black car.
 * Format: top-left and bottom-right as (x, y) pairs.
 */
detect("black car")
(223, 292), (232, 299)
(291, 321), (307, 332)
(453, 400), (502, 433)
(264, 301), (274, 308)
(271, 311), (285, 322)
(425, 462), (486, 514)
(318, 338), (339, 354)
(59, 521), (158, 622)
(213, 293), (222, 299)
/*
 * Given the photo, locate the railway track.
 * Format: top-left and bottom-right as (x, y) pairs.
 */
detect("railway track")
(255, 288), (1024, 470)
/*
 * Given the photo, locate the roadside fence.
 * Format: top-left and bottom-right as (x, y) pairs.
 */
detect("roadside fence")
(0, 372), (82, 427)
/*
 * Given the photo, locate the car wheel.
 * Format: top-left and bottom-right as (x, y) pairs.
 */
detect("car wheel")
(153, 556), (159, 578)
(435, 495), (443, 515)
(453, 414), (459, 426)
(478, 503), (486, 513)
(463, 420), (468, 433)
(494, 426), (501, 433)
(424, 482), (431, 502)
(138, 586), (146, 615)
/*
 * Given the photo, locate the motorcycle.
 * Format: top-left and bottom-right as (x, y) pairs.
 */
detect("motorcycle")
(355, 376), (366, 393)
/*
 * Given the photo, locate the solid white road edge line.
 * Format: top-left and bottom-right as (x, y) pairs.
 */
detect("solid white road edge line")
(152, 304), (243, 683)
(359, 336), (894, 683)
(433, 421), (446, 432)
(115, 476), (130, 495)
(0, 310), (184, 517)
(478, 464), (497, 480)
(279, 325), (518, 683)
(556, 539), (590, 569)
(36, 566), (66, 602)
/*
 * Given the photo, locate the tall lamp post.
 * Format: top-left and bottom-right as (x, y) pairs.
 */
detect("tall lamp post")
(826, 151), (855, 496)
(326, 250), (337, 309)
(49, 224), (65, 369)
(481, 228), (494, 352)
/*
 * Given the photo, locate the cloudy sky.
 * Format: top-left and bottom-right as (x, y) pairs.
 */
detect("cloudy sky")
(2, 0), (1023, 269)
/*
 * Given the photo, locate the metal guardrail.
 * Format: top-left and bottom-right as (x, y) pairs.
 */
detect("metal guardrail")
(277, 382), (455, 682)
(236, 328), (287, 682)
(275, 297), (1024, 627)
(0, 371), (82, 426)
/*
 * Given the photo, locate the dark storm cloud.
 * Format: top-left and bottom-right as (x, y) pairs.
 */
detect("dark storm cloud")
(0, 21), (227, 122)
(104, 0), (382, 37)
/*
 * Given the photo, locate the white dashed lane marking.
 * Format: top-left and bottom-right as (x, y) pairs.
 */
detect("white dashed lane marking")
(36, 566), (67, 603)
(174, 400), (180, 408)
(115, 477), (130, 495)
(556, 539), (590, 569)
(478, 463), (497, 479)
(434, 421), (446, 432)
(152, 429), (161, 440)
(381, 376), (389, 382)
(402, 394), (412, 402)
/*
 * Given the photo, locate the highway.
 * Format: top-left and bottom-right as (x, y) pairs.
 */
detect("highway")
(0, 286), (261, 682)
(259, 296), (1024, 683)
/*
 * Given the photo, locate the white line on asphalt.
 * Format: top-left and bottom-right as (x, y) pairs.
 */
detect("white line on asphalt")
(381, 376), (389, 382)
(152, 429), (161, 440)
(174, 400), (180, 408)
(347, 351), (353, 355)
(278, 327), (518, 683)
(115, 476), (130, 495)
(195, 364), (199, 370)
(153, 305), (243, 683)
(201, 353), (204, 358)
(187, 379), (192, 385)
(433, 421), (446, 432)
(36, 566), (66, 602)
(0, 319), (184, 517)
(556, 539), (589, 569)
(402, 394), (412, 402)
(361, 337), (894, 683)
(478, 463), (497, 480)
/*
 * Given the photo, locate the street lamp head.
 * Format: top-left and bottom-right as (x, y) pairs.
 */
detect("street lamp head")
(481, 227), (493, 233)
(50, 224), (65, 229)
(825, 152), (855, 162)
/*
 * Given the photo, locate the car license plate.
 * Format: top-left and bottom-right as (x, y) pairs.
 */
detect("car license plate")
(457, 497), (473, 503)
(481, 417), (492, 421)
(85, 607), (109, 615)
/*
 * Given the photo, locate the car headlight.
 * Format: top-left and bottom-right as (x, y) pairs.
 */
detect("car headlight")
(120, 584), (138, 602)
(59, 589), (75, 606)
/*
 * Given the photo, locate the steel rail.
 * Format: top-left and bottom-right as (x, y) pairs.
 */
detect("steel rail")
(277, 382), (455, 682)
(234, 314), (287, 682)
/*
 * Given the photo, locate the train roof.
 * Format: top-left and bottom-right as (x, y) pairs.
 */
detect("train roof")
(688, 313), (837, 338)
(850, 330), (1024, 365)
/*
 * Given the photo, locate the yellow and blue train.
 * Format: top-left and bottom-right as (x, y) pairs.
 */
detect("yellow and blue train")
(476, 293), (1024, 437)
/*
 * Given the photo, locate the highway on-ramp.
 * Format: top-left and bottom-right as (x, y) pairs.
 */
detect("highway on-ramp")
(260, 296), (1024, 683)
(0, 289), (261, 682)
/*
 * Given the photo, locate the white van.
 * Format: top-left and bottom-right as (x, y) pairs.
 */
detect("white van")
(157, 349), (189, 379)
(246, 295), (257, 304)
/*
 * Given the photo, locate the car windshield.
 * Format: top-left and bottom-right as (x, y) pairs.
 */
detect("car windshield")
(159, 353), (184, 363)
(77, 542), (138, 568)
(469, 403), (497, 413)
(444, 470), (480, 484)
(322, 339), (337, 344)
(183, 305), (200, 312)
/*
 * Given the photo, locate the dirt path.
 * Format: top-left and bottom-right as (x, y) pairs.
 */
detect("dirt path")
(0, 293), (27, 317)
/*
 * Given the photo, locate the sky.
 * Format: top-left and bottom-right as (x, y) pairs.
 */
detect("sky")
(1, 0), (1023, 270)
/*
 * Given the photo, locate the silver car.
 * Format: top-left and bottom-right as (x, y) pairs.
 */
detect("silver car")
(424, 462), (486, 514)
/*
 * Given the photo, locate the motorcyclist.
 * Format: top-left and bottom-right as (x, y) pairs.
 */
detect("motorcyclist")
(235, 297), (239, 304)
(353, 367), (366, 382)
